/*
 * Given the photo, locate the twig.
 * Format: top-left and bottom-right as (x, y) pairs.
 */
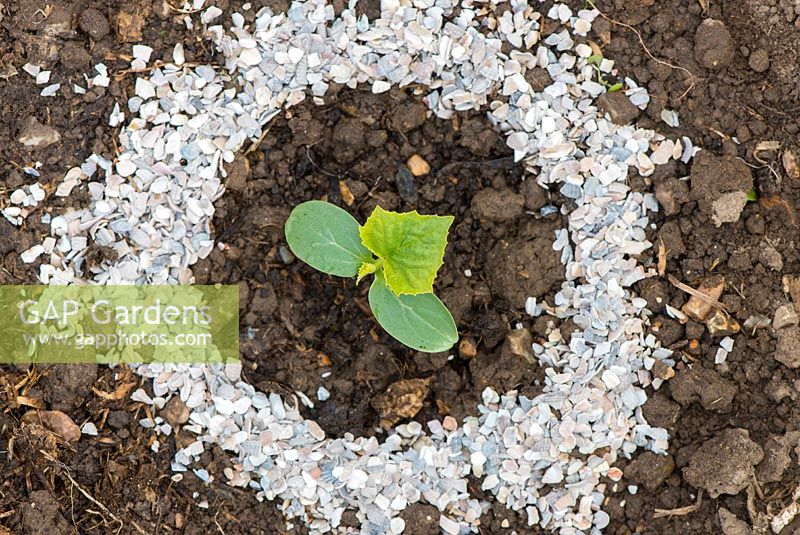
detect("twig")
(244, 126), (272, 155)
(653, 491), (702, 518)
(39, 450), (148, 535)
(667, 274), (728, 313)
(657, 236), (667, 276)
(113, 61), (202, 78)
(586, 0), (696, 101)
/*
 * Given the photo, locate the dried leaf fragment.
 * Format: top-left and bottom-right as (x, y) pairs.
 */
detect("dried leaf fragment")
(706, 309), (740, 337)
(92, 381), (136, 401)
(782, 149), (798, 179)
(116, 5), (150, 42)
(371, 377), (432, 428)
(338, 180), (355, 206)
(783, 275), (800, 307)
(754, 140), (780, 164)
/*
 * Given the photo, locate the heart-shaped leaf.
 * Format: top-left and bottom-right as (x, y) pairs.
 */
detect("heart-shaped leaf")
(285, 201), (373, 277)
(368, 273), (457, 353)
(359, 206), (453, 295)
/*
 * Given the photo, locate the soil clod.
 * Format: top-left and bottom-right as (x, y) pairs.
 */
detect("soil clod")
(683, 428), (763, 498)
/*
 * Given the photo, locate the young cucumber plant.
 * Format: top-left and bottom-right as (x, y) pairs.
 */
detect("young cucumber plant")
(284, 200), (458, 352)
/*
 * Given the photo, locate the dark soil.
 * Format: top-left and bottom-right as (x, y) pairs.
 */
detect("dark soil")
(2, 0), (800, 534)
(193, 85), (565, 439)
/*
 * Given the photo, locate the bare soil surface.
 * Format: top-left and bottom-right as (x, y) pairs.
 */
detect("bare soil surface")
(1, 0), (800, 534)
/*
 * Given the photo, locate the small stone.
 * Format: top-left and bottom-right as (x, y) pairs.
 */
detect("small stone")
(596, 92), (640, 125)
(17, 116), (61, 148)
(80, 8), (111, 40)
(773, 304), (799, 330)
(683, 428), (763, 498)
(783, 149), (799, 179)
(442, 415), (458, 432)
(748, 49), (770, 73)
(504, 328), (534, 364)
(160, 396), (191, 426)
(406, 154), (430, 176)
(711, 192), (749, 227)
(694, 19), (735, 70)
(389, 517), (405, 534)
(22, 410), (81, 442)
(718, 508), (752, 535)
(439, 515), (460, 535)
(759, 244), (783, 271)
(394, 165), (418, 204)
(775, 326), (800, 368)
(458, 338), (477, 359)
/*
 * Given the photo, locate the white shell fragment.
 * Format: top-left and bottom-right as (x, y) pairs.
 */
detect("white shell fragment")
(661, 109), (680, 127)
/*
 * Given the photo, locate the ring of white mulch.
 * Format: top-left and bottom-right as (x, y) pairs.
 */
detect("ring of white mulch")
(11, 1), (696, 533)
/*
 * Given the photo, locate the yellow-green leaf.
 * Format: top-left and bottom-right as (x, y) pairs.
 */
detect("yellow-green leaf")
(359, 206), (453, 296)
(356, 261), (378, 285)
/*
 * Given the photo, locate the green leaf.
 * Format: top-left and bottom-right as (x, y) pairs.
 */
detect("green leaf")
(587, 54), (603, 65)
(284, 201), (373, 278)
(607, 82), (624, 92)
(368, 273), (458, 352)
(359, 206), (453, 295)
(746, 187), (758, 202)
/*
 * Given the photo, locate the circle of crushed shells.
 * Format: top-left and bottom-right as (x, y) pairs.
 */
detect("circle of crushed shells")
(9, 1), (700, 533)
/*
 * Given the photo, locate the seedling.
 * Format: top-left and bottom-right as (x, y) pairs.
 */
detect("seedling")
(284, 201), (458, 352)
(586, 54), (623, 92)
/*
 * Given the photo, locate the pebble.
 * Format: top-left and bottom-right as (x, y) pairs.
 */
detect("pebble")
(596, 92), (640, 125)
(394, 165), (418, 203)
(406, 154), (431, 176)
(17, 116), (61, 148)
(22, 410), (81, 442)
